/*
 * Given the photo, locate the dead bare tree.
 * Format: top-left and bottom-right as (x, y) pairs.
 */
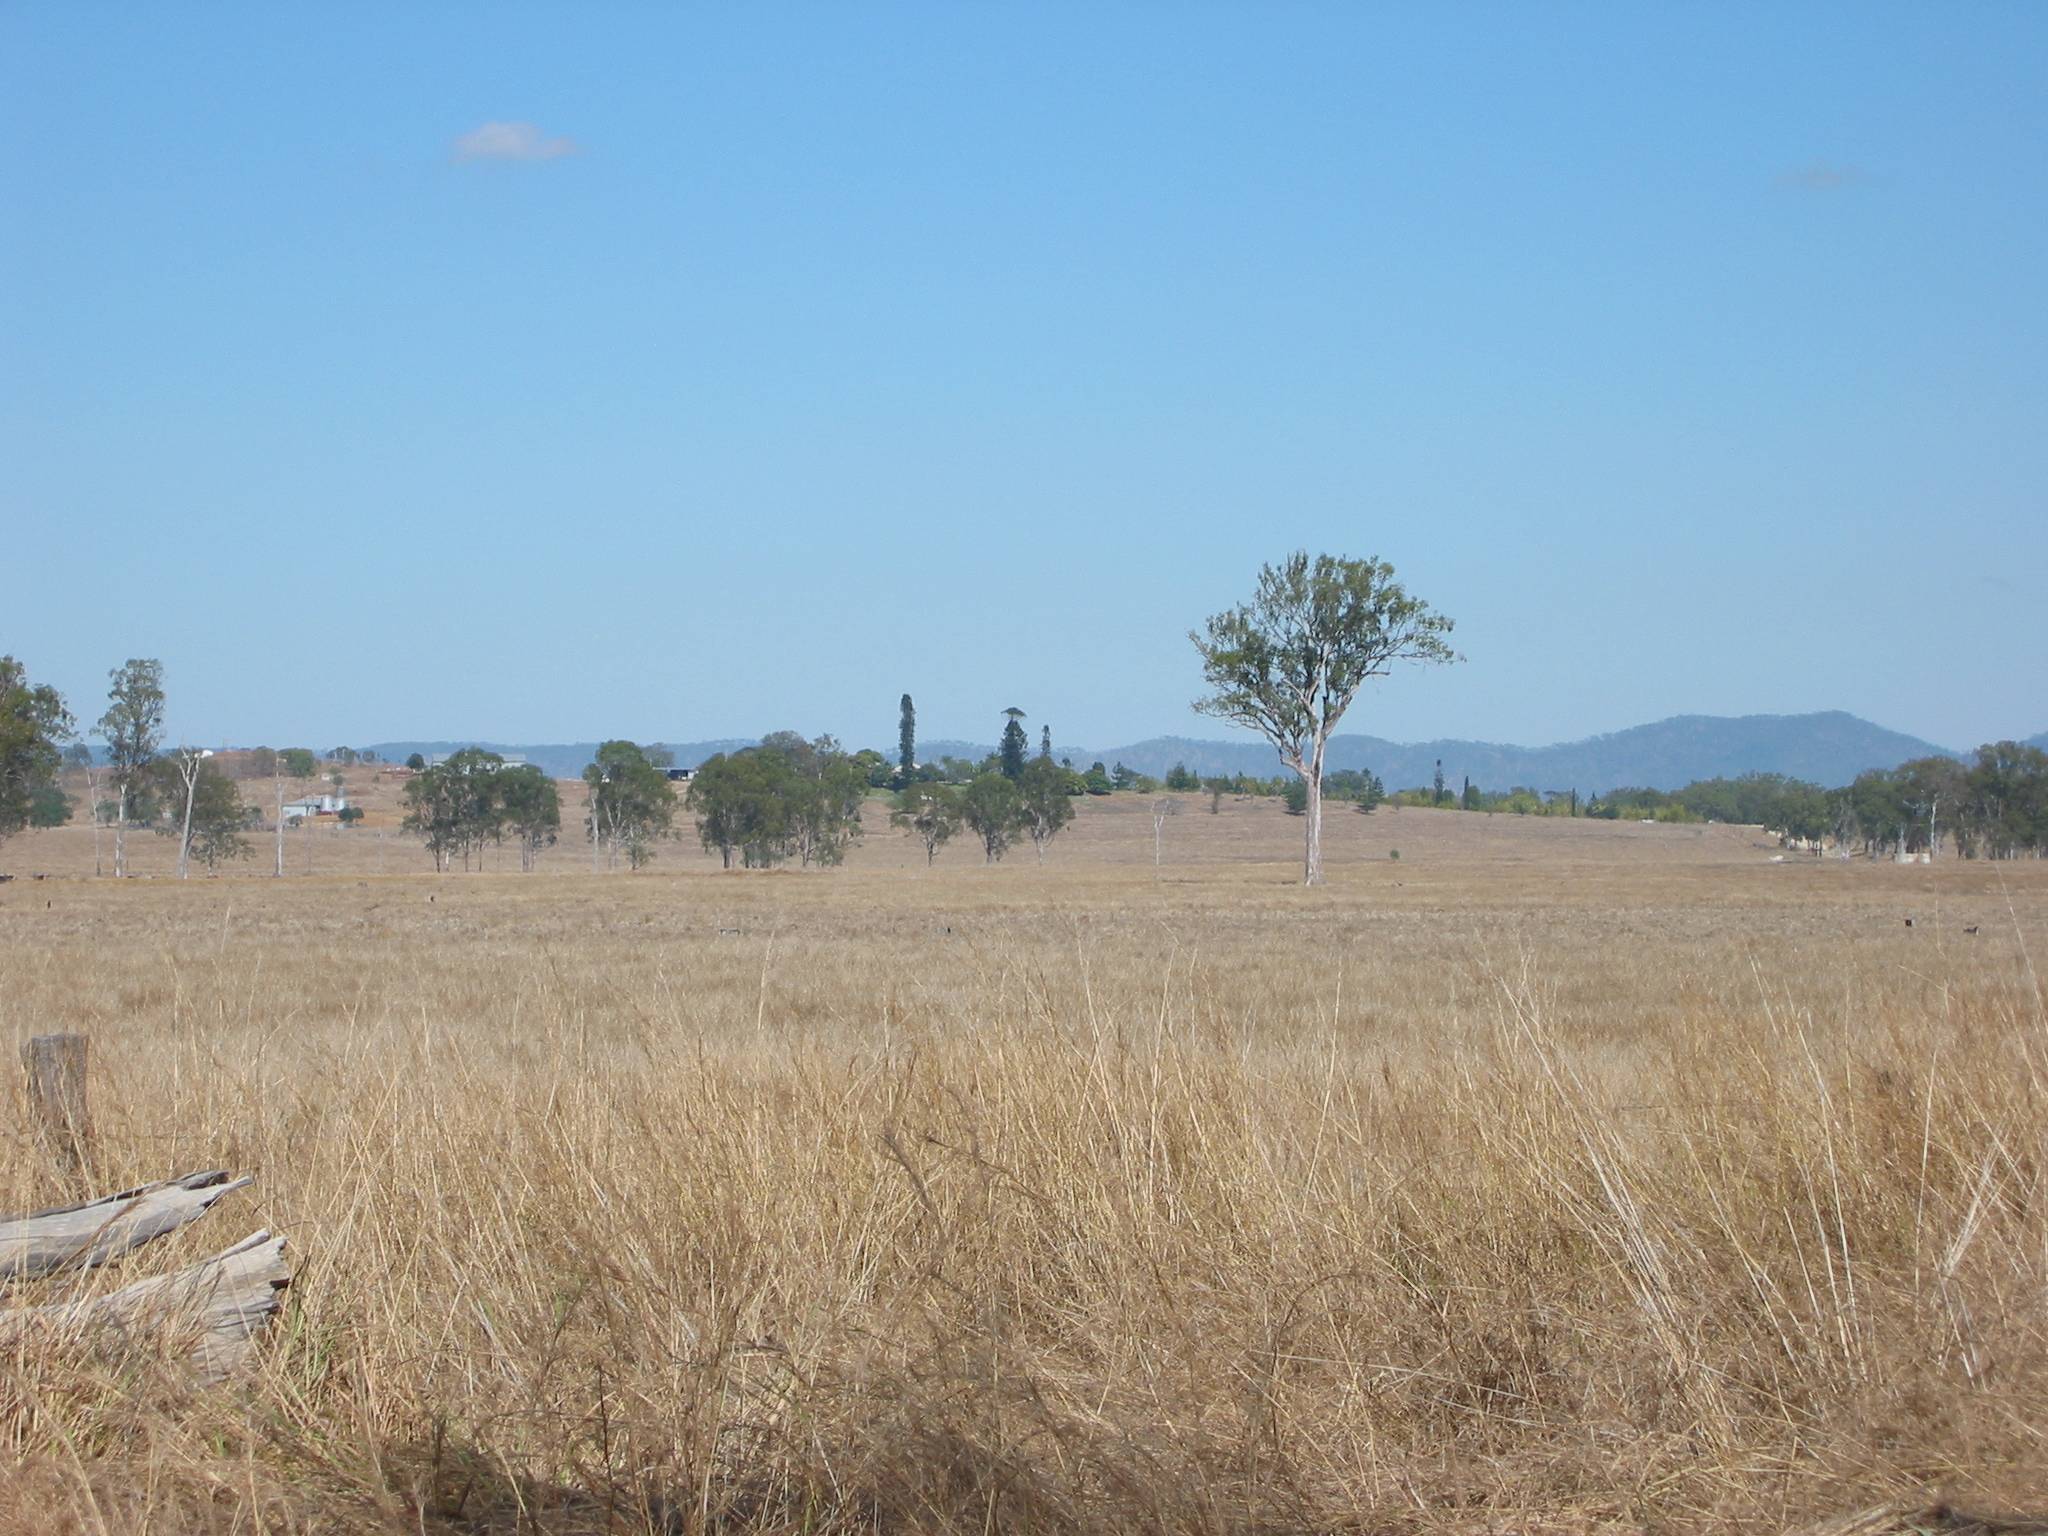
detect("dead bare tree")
(1151, 796), (1181, 868)
(82, 760), (106, 878)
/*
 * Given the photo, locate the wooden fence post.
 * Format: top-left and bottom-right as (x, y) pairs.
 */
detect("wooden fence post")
(22, 1034), (90, 1173)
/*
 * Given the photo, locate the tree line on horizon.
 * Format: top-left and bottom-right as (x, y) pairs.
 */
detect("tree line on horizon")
(1346, 752), (2048, 858)
(7, 630), (2047, 876)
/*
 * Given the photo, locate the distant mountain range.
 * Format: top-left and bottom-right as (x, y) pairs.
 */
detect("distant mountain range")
(365, 712), (2035, 793)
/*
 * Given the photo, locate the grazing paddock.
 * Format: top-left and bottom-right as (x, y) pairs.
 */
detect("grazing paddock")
(1, 798), (2044, 1533)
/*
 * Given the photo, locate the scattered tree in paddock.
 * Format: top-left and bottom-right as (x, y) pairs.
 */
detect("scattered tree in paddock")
(962, 772), (1023, 863)
(891, 782), (962, 865)
(404, 748), (506, 871)
(1016, 757), (1075, 862)
(161, 746), (209, 878)
(688, 735), (866, 869)
(584, 741), (678, 870)
(898, 694), (916, 780)
(97, 658), (164, 878)
(0, 656), (72, 854)
(151, 753), (251, 871)
(1151, 795), (1181, 865)
(1193, 553), (1458, 886)
(765, 732), (869, 867)
(495, 764), (562, 871)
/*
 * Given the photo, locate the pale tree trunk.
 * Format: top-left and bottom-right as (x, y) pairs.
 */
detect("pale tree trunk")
(273, 769), (285, 877)
(114, 784), (128, 878)
(85, 766), (104, 877)
(1302, 744), (1326, 887)
(175, 758), (199, 879)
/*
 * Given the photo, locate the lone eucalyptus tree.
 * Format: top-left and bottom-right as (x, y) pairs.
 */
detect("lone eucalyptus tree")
(1192, 552), (1457, 886)
(97, 659), (164, 878)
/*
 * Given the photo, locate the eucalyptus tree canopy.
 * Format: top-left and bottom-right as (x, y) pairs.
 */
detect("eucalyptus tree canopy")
(97, 658), (164, 877)
(0, 656), (72, 849)
(1191, 552), (1457, 886)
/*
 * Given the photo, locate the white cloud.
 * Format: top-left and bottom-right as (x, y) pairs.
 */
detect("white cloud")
(453, 121), (580, 164)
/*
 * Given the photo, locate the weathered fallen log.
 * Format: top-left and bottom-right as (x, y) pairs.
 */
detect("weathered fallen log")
(0, 1229), (290, 1384)
(0, 1170), (253, 1283)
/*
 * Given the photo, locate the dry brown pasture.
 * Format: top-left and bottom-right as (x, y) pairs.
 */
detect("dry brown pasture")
(2, 794), (2046, 1534)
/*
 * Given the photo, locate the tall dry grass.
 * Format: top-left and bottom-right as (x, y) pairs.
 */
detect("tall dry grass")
(1, 844), (2044, 1533)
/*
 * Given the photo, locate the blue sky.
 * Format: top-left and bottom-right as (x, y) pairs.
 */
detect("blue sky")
(4, 5), (2043, 754)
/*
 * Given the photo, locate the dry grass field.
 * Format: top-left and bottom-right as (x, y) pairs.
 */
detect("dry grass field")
(2, 793), (2046, 1533)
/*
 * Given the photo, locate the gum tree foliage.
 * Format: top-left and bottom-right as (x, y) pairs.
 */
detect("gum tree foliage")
(405, 749), (485, 872)
(151, 755), (252, 870)
(765, 732), (869, 867)
(687, 735), (867, 869)
(97, 658), (165, 878)
(961, 772), (1023, 864)
(689, 750), (787, 868)
(1016, 757), (1075, 862)
(1839, 746), (2048, 860)
(584, 741), (678, 870)
(160, 746), (215, 878)
(891, 781), (962, 865)
(279, 748), (318, 779)
(495, 764), (562, 872)
(0, 656), (72, 850)
(1323, 769), (1385, 813)
(899, 694), (916, 778)
(404, 747), (509, 871)
(1959, 743), (2048, 858)
(1192, 553), (1458, 886)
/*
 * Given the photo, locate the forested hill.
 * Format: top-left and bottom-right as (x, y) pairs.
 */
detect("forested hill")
(368, 712), (1983, 793)
(1084, 712), (1959, 792)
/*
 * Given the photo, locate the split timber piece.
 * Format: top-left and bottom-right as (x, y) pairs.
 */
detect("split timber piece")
(0, 1171), (254, 1284)
(0, 1229), (290, 1384)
